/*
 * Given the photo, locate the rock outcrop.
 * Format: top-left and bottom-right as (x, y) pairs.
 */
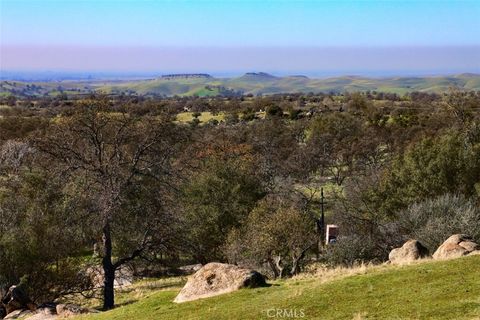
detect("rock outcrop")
(389, 239), (430, 264)
(174, 262), (266, 303)
(55, 304), (96, 317)
(1, 285), (36, 315)
(4, 309), (33, 319)
(433, 234), (479, 260)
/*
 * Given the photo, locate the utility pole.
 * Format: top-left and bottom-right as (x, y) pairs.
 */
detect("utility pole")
(316, 187), (326, 256)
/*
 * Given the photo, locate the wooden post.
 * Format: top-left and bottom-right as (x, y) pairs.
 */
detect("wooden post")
(316, 187), (326, 257)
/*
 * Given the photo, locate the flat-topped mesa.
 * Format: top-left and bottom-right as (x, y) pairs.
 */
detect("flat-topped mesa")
(243, 72), (276, 78)
(161, 73), (213, 80)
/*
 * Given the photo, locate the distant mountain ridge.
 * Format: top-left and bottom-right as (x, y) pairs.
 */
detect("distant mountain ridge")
(161, 73), (212, 79)
(236, 72), (279, 81)
(1, 73), (479, 97)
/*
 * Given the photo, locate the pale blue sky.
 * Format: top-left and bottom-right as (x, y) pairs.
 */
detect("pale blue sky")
(1, 0), (479, 74)
(2, 0), (480, 46)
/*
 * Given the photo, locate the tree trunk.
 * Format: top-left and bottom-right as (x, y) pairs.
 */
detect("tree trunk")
(267, 258), (279, 279)
(273, 255), (284, 278)
(290, 258), (299, 276)
(290, 246), (312, 276)
(102, 222), (115, 310)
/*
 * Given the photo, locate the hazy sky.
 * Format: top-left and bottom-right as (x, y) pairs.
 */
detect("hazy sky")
(1, 0), (480, 75)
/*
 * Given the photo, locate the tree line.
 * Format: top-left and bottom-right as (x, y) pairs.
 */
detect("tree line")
(0, 90), (479, 309)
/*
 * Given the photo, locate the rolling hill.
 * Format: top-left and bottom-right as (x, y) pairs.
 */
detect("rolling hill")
(79, 255), (480, 320)
(1, 73), (480, 97)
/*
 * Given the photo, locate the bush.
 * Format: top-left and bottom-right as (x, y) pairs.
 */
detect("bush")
(322, 234), (383, 267)
(180, 158), (265, 263)
(396, 194), (480, 252)
(242, 108), (256, 121)
(0, 170), (94, 302)
(224, 195), (317, 278)
(376, 130), (480, 215)
(265, 105), (283, 117)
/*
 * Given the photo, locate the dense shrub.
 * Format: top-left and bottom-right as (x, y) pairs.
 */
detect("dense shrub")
(376, 129), (480, 215)
(396, 194), (480, 252)
(180, 158), (266, 263)
(322, 234), (384, 267)
(0, 170), (94, 302)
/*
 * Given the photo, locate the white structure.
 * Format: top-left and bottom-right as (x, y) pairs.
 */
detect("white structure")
(325, 224), (339, 244)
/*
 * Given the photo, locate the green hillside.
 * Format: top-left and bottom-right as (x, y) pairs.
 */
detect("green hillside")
(2, 73), (480, 97)
(93, 73), (480, 96)
(80, 255), (480, 320)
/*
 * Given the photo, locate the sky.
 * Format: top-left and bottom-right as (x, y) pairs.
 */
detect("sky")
(1, 0), (480, 76)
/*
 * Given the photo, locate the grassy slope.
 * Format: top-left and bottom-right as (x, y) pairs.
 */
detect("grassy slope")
(81, 255), (480, 320)
(2, 74), (480, 97)
(94, 74), (480, 96)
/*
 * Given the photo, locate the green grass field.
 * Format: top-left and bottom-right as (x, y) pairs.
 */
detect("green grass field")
(175, 112), (225, 124)
(80, 255), (480, 320)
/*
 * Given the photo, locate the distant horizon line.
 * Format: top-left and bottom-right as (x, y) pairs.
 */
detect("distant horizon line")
(1, 69), (480, 82)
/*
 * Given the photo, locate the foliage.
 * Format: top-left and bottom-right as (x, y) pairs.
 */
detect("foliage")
(322, 234), (383, 267)
(306, 112), (363, 185)
(376, 129), (480, 214)
(179, 157), (266, 263)
(0, 170), (93, 302)
(224, 195), (317, 278)
(1, 91), (480, 308)
(265, 105), (283, 118)
(32, 105), (185, 309)
(395, 194), (480, 252)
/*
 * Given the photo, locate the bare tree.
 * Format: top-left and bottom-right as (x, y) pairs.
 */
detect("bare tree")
(35, 105), (183, 309)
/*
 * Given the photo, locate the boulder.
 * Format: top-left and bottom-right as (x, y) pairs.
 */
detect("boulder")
(389, 239), (429, 264)
(433, 234), (479, 260)
(174, 262), (266, 303)
(4, 309), (33, 319)
(459, 241), (478, 252)
(1, 285), (36, 315)
(35, 303), (57, 316)
(23, 312), (57, 320)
